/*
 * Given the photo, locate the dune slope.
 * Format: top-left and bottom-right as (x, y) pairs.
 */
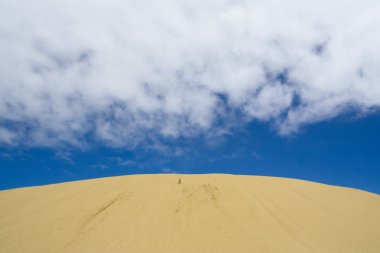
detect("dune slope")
(1, 174), (380, 253)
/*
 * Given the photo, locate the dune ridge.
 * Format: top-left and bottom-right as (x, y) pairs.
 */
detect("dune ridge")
(1, 174), (380, 253)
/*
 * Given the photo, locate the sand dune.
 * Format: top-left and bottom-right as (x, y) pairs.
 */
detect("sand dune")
(1, 174), (380, 253)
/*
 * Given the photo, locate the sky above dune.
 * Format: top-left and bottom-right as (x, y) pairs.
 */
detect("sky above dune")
(0, 0), (379, 192)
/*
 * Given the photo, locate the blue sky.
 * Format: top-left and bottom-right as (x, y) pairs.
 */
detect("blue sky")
(0, 1), (380, 193)
(1, 111), (379, 193)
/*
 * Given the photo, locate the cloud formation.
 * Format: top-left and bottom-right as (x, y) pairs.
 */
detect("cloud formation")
(0, 0), (379, 147)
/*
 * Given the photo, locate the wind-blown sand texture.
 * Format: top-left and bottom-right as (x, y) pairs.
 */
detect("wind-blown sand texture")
(1, 174), (380, 253)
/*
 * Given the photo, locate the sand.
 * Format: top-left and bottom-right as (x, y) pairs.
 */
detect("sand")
(1, 174), (380, 253)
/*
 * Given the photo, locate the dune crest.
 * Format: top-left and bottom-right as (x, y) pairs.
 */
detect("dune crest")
(1, 174), (380, 253)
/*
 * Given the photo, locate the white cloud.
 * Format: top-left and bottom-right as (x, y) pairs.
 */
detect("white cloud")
(0, 127), (16, 145)
(119, 160), (136, 167)
(161, 168), (178, 174)
(0, 0), (379, 147)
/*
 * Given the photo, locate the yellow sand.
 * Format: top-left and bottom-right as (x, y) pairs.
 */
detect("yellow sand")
(1, 174), (380, 253)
